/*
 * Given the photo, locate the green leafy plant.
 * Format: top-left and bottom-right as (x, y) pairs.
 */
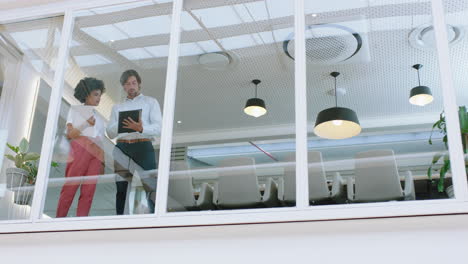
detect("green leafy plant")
(5, 138), (58, 185)
(428, 106), (468, 192)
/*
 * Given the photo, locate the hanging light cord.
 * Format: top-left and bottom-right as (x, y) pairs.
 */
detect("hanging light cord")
(255, 83), (258, 98)
(334, 76), (338, 107)
(417, 68), (421, 86)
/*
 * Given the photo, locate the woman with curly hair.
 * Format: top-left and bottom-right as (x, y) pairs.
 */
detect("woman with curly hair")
(56, 77), (106, 217)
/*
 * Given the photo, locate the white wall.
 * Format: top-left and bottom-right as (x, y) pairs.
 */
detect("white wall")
(1, 214), (468, 264)
(1, 62), (37, 159)
(4, 61), (40, 145)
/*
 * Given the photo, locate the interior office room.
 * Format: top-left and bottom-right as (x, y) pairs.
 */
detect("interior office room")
(1, 0), (468, 263)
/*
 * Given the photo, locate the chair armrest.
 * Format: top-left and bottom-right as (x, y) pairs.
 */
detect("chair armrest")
(212, 182), (219, 206)
(346, 176), (355, 202)
(277, 177), (285, 201)
(196, 182), (215, 210)
(403, 170), (416, 200)
(331, 172), (344, 198)
(262, 178), (279, 207)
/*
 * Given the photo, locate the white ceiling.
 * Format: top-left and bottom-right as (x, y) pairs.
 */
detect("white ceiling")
(2, 0), (468, 141)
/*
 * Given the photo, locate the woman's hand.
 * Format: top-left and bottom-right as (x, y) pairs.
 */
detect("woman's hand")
(122, 117), (143, 133)
(87, 116), (96, 126)
(66, 124), (81, 140)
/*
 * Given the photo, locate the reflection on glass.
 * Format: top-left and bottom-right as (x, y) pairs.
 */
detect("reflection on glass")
(168, 0), (296, 212)
(0, 17), (63, 220)
(42, 2), (171, 218)
(306, 0), (450, 205)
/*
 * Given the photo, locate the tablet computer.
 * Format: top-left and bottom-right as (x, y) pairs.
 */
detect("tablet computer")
(118, 109), (142, 133)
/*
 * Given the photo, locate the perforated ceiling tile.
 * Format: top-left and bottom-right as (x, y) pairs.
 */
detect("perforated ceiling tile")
(12, 0), (466, 134)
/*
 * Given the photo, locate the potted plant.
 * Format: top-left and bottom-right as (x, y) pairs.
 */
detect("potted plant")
(4, 138), (57, 205)
(428, 106), (468, 195)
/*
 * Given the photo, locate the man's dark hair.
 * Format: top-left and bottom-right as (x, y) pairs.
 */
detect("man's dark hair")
(73, 77), (105, 103)
(120, 69), (141, 86)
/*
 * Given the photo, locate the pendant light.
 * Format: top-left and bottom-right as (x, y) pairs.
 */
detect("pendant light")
(409, 64), (433, 106)
(314, 72), (361, 139)
(244, 79), (267, 117)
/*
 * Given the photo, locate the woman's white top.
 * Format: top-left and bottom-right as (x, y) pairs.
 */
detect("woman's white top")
(66, 105), (105, 140)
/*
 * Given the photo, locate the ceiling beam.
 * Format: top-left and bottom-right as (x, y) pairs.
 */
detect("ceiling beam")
(71, 16), (293, 54)
(72, 26), (142, 71)
(74, 1), (435, 29)
(74, 0), (263, 28)
(69, 1), (439, 54)
(0, 16), (64, 35)
(2, 1), (467, 34)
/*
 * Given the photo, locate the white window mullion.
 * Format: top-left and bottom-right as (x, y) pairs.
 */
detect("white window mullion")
(431, 0), (468, 201)
(294, 0), (308, 208)
(30, 10), (75, 221)
(155, 0), (183, 216)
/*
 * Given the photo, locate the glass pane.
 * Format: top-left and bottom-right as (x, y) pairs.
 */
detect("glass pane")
(306, 0), (451, 205)
(168, 0), (296, 212)
(0, 16), (63, 220)
(42, 1), (172, 218)
(443, 0), (468, 198)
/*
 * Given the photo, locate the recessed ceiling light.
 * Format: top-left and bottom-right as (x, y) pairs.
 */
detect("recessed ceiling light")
(198, 52), (232, 70)
(311, 14), (317, 17)
(409, 24), (464, 50)
(177, 120), (182, 124)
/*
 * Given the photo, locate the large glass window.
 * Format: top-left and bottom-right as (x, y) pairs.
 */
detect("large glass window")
(0, 16), (63, 220)
(442, 0), (468, 198)
(42, 1), (172, 218)
(168, 0), (296, 212)
(2, 0), (468, 233)
(305, 0), (452, 206)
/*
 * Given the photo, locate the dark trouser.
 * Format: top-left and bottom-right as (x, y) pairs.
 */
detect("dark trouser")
(114, 141), (157, 215)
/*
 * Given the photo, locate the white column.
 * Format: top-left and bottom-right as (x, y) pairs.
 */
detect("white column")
(155, 0), (183, 216)
(294, 0), (308, 208)
(30, 10), (75, 221)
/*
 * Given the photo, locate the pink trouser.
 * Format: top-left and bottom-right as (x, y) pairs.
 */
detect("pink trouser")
(56, 137), (103, 217)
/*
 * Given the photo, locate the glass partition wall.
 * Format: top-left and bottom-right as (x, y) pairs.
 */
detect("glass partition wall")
(168, 0), (296, 212)
(42, 2), (172, 218)
(305, 0), (454, 206)
(0, 0), (467, 231)
(0, 16), (63, 220)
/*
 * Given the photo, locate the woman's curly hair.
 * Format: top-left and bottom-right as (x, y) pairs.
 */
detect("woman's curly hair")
(73, 77), (105, 103)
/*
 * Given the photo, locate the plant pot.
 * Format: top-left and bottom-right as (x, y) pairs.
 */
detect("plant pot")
(5, 168), (34, 205)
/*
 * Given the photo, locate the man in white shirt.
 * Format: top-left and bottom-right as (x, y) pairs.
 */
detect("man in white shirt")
(106, 69), (162, 215)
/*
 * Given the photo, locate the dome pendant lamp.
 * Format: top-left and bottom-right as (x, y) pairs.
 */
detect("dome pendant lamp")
(314, 72), (361, 140)
(409, 64), (433, 106)
(244, 79), (267, 118)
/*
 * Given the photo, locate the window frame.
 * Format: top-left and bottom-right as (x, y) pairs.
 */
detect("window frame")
(0, 0), (467, 234)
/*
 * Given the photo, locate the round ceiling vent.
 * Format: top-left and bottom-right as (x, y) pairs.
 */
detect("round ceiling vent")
(409, 24), (464, 50)
(283, 24), (363, 64)
(198, 52), (232, 70)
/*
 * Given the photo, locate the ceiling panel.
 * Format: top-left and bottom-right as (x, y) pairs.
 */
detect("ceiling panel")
(47, 0), (468, 137)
